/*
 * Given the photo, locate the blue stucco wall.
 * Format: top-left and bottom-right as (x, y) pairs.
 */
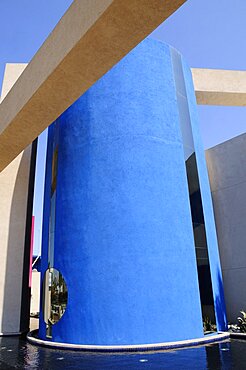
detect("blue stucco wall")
(39, 39), (211, 345)
(181, 58), (227, 331)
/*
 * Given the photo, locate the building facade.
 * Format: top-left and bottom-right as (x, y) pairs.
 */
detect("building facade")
(38, 38), (227, 346)
(206, 133), (246, 323)
(0, 64), (36, 336)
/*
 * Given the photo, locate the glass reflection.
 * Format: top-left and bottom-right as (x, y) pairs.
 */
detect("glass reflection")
(43, 268), (68, 335)
(186, 154), (216, 326)
(44, 122), (59, 338)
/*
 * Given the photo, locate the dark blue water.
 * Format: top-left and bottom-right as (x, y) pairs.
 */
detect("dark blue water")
(0, 338), (245, 369)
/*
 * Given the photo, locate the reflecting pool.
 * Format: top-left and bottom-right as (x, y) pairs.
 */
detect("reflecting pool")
(0, 337), (246, 369)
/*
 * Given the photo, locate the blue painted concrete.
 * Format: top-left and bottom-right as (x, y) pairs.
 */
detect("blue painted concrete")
(38, 38), (224, 345)
(181, 57), (227, 331)
(39, 123), (55, 339)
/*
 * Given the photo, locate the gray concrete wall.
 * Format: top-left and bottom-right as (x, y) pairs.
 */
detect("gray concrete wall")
(0, 64), (32, 335)
(206, 133), (246, 323)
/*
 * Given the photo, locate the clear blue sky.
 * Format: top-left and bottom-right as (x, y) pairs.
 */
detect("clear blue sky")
(0, 0), (245, 254)
(150, 0), (246, 149)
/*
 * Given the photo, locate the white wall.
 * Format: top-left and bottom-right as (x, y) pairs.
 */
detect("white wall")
(0, 64), (32, 334)
(206, 133), (246, 323)
(30, 271), (40, 315)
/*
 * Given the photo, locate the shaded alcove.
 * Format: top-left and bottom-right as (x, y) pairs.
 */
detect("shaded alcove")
(1, 141), (36, 334)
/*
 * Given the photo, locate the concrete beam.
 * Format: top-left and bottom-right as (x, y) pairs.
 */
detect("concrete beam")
(192, 68), (246, 106)
(0, 64), (27, 102)
(0, 0), (186, 171)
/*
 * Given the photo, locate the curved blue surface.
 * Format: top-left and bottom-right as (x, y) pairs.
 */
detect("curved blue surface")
(181, 57), (227, 331)
(39, 38), (226, 345)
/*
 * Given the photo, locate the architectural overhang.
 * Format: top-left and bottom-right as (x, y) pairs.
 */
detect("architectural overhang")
(0, 0), (186, 171)
(192, 68), (246, 106)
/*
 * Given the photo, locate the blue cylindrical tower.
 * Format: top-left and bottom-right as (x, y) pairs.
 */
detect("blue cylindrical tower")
(39, 38), (226, 346)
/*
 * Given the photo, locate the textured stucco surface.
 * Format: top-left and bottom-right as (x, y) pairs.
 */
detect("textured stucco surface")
(39, 39), (204, 345)
(0, 64), (31, 335)
(0, 0), (186, 171)
(206, 134), (246, 322)
(0, 64), (27, 102)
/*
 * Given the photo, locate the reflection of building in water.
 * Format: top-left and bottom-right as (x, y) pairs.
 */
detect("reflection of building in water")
(38, 38), (227, 346)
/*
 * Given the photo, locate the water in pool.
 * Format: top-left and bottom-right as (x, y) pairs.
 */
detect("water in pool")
(0, 337), (246, 369)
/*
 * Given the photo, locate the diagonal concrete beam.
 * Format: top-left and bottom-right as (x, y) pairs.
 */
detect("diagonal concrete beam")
(0, 0), (186, 171)
(192, 68), (246, 106)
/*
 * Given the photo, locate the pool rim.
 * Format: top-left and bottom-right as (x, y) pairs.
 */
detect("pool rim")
(27, 330), (230, 352)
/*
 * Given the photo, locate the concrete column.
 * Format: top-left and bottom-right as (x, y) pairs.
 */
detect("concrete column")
(0, 64), (34, 335)
(39, 39), (206, 346)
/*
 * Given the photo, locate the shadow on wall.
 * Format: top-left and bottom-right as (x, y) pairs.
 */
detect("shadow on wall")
(215, 269), (228, 332)
(1, 143), (36, 334)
